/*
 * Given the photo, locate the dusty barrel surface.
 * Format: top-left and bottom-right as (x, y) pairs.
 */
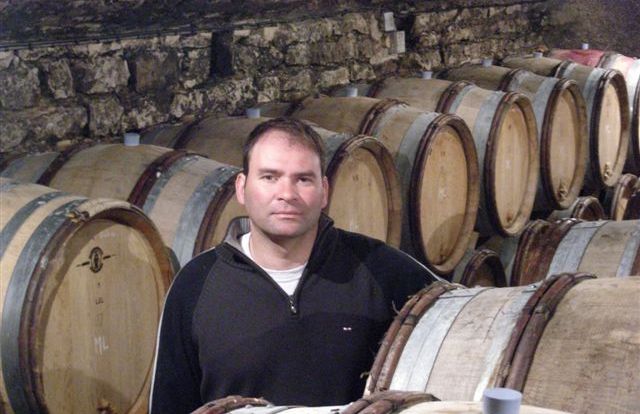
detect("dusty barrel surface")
(0, 144), (244, 266)
(368, 77), (539, 237)
(439, 64), (588, 211)
(510, 219), (640, 285)
(366, 275), (640, 414)
(450, 247), (507, 288)
(545, 195), (607, 222)
(144, 115), (403, 248)
(289, 95), (480, 274)
(549, 48), (640, 173)
(503, 55), (630, 192)
(0, 178), (173, 414)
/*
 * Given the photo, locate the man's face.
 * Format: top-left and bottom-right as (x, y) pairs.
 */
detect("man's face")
(235, 129), (329, 243)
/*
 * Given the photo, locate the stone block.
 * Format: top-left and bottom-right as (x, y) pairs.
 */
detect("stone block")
(42, 59), (75, 99)
(0, 105), (87, 151)
(88, 95), (125, 136)
(133, 50), (179, 94)
(0, 63), (40, 110)
(317, 67), (350, 90)
(122, 97), (168, 131)
(0, 51), (16, 70)
(343, 13), (370, 34)
(182, 49), (211, 88)
(170, 90), (206, 119)
(349, 63), (376, 81)
(72, 55), (130, 94)
(256, 76), (281, 103)
(180, 32), (213, 48)
(282, 69), (312, 92)
(285, 43), (311, 66)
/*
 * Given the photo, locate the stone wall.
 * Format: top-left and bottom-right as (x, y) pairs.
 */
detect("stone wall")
(0, 2), (548, 154)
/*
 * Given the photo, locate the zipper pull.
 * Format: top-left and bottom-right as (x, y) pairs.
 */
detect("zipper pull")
(289, 298), (298, 315)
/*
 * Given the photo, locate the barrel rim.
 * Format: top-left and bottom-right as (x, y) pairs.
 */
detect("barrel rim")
(456, 248), (507, 288)
(539, 79), (589, 210)
(18, 200), (172, 413)
(484, 91), (540, 237)
(409, 114), (480, 273)
(589, 69), (631, 188)
(325, 134), (403, 248)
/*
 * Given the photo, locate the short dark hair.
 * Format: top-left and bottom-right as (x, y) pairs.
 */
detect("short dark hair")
(243, 117), (326, 174)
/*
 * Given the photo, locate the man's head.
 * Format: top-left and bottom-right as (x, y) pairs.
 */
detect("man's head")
(242, 117), (326, 175)
(235, 117), (329, 245)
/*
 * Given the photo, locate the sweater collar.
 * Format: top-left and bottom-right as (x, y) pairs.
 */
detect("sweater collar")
(222, 213), (335, 269)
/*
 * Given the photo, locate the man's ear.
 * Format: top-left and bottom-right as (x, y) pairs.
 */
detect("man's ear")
(235, 172), (246, 205)
(321, 176), (329, 209)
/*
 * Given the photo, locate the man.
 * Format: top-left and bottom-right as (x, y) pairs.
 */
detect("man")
(150, 118), (435, 413)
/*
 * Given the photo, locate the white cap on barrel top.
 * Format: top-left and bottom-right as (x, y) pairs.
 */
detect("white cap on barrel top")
(581, 42), (590, 50)
(421, 70), (433, 79)
(246, 108), (261, 118)
(482, 58), (493, 67)
(345, 86), (359, 97)
(533, 51), (543, 58)
(124, 132), (140, 146)
(483, 388), (522, 414)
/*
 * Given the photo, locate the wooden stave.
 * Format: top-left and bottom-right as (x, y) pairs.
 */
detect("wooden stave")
(0, 144), (243, 266)
(0, 178), (173, 414)
(439, 65), (588, 212)
(370, 78), (540, 237)
(290, 96), (480, 273)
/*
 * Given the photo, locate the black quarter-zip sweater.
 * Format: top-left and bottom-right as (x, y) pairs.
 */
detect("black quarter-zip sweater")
(150, 215), (433, 413)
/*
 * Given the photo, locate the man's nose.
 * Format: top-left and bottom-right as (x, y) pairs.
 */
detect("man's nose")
(277, 178), (298, 200)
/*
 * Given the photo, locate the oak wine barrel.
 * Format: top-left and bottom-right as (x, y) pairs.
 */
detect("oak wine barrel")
(366, 275), (640, 414)
(362, 78), (539, 237)
(502, 55), (630, 192)
(600, 173), (638, 220)
(143, 115), (404, 248)
(288, 96), (480, 273)
(545, 195), (607, 222)
(549, 48), (640, 173)
(449, 247), (507, 288)
(0, 144), (244, 266)
(438, 64), (588, 212)
(0, 178), (173, 414)
(510, 219), (640, 285)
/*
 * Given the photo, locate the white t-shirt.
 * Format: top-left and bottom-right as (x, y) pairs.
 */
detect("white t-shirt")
(240, 232), (305, 296)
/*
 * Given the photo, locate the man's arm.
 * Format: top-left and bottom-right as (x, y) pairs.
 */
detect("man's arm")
(149, 250), (217, 414)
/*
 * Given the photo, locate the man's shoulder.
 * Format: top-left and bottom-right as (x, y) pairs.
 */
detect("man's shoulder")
(168, 247), (222, 298)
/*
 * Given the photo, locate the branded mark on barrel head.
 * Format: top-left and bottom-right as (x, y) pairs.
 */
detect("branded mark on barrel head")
(76, 246), (114, 273)
(94, 336), (110, 355)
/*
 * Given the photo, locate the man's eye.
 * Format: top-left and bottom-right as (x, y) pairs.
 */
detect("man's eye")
(261, 175), (275, 181)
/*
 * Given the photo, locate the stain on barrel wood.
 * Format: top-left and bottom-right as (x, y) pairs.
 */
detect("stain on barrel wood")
(0, 178), (173, 414)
